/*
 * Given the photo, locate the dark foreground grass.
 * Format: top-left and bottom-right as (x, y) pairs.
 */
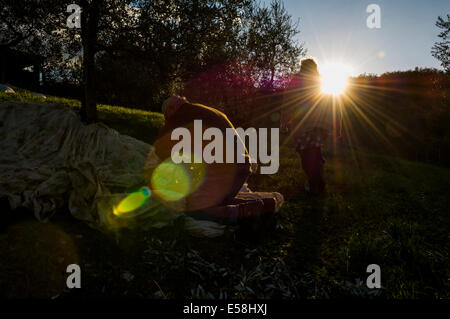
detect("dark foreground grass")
(0, 92), (449, 299)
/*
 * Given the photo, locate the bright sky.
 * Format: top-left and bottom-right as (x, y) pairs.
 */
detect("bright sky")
(282, 0), (449, 75)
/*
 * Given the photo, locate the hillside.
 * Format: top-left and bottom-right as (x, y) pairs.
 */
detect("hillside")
(0, 92), (449, 299)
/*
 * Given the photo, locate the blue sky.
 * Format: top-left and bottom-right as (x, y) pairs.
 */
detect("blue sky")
(281, 0), (449, 75)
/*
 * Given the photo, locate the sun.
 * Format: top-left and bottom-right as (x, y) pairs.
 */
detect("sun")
(320, 63), (353, 95)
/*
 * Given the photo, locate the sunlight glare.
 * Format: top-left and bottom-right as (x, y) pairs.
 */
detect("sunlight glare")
(320, 63), (353, 95)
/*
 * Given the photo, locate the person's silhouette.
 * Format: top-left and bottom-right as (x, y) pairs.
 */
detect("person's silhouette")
(281, 57), (341, 194)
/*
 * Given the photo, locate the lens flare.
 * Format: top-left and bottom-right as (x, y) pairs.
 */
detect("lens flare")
(270, 112), (281, 122)
(113, 186), (152, 217)
(150, 160), (191, 202)
(320, 63), (353, 95)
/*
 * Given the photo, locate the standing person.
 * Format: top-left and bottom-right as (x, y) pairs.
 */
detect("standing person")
(281, 57), (341, 194)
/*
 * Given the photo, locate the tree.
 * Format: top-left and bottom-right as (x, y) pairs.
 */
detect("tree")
(95, 0), (255, 109)
(0, 0), (66, 85)
(79, 0), (101, 122)
(240, 0), (305, 89)
(1, 0), (305, 120)
(432, 15), (450, 72)
(76, 0), (135, 122)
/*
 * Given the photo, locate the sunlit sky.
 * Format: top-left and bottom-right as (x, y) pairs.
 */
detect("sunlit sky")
(282, 0), (449, 76)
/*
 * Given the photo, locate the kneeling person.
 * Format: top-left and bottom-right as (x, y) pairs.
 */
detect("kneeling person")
(145, 96), (274, 224)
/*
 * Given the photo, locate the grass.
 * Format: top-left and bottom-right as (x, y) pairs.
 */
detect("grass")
(0, 91), (449, 299)
(0, 90), (164, 144)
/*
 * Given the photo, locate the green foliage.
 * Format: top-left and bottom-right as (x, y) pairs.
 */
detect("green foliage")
(0, 0), (65, 55)
(345, 69), (450, 166)
(432, 15), (450, 72)
(0, 91), (164, 143)
(1, 0), (305, 113)
(1, 93), (449, 299)
(242, 0), (305, 87)
(248, 141), (450, 299)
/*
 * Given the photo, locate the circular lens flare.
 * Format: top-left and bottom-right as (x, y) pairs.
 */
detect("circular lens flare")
(150, 160), (191, 202)
(320, 63), (352, 95)
(113, 186), (152, 217)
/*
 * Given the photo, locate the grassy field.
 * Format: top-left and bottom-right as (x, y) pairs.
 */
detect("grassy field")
(0, 90), (165, 144)
(0, 91), (449, 299)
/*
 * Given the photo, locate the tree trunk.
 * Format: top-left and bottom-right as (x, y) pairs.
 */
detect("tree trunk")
(270, 66), (275, 88)
(80, 0), (99, 123)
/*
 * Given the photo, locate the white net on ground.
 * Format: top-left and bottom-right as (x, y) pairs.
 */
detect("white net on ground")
(0, 102), (284, 238)
(0, 101), (228, 237)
